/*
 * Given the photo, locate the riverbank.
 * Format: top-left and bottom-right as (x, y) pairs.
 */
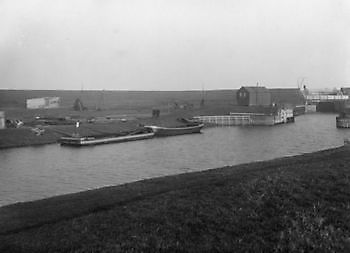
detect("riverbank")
(0, 121), (141, 149)
(0, 106), (233, 149)
(0, 146), (349, 252)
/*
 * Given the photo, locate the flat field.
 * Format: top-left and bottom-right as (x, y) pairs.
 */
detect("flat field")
(0, 89), (237, 111)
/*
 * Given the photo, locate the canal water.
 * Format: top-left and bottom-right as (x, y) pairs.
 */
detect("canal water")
(0, 113), (349, 206)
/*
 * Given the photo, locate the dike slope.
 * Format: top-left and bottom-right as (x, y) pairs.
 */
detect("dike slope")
(0, 146), (349, 252)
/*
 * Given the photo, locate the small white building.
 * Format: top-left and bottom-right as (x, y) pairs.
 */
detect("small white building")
(0, 111), (5, 129)
(26, 97), (60, 109)
(275, 108), (294, 124)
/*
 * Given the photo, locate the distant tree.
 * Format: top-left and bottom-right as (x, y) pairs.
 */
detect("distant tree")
(73, 98), (86, 111)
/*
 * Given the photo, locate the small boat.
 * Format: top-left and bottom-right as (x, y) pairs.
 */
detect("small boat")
(145, 124), (204, 137)
(59, 131), (154, 146)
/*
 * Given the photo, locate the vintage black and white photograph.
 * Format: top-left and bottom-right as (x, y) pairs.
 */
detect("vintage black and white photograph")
(0, 0), (349, 252)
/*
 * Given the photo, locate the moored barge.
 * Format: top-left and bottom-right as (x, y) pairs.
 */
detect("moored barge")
(60, 131), (154, 146)
(145, 124), (204, 136)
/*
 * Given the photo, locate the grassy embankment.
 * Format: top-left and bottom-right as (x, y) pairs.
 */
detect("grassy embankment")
(0, 146), (349, 252)
(0, 89), (236, 110)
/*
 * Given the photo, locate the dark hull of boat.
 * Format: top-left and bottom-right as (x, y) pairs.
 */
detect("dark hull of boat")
(146, 124), (204, 137)
(60, 132), (154, 146)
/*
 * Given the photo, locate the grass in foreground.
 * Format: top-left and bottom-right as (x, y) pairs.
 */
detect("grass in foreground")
(0, 148), (349, 252)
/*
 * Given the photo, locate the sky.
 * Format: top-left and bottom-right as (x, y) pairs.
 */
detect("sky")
(0, 0), (349, 90)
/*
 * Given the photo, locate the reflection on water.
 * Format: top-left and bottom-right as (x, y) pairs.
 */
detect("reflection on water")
(0, 113), (348, 206)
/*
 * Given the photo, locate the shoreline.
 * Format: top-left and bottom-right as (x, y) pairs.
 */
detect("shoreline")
(1, 146), (349, 251)
(0, 146), (347, 231)
(0, 139), (58, 150)
(0, 111), (194, 150)
(0, 105), (238, 149)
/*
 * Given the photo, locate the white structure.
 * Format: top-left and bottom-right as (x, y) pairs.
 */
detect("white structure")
(306, 94), (349, 102)
(0, 111), (5, 129)
(26, 97), (60, 109)
(193, 108), (294, 126)
(274, 108), (294, 124)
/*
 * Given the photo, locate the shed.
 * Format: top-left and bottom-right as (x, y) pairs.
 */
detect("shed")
(26, 97), (60, 109)
(236, 86), (271, 106)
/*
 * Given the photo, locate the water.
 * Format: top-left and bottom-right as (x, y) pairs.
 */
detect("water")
(0, 113), (348, 206)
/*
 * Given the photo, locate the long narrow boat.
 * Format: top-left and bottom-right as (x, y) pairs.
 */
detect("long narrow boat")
(145, 124), (204, 137)
(59, 132), (154, 146)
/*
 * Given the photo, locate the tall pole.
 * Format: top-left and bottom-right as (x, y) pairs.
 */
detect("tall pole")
(256, 82), (259, 105)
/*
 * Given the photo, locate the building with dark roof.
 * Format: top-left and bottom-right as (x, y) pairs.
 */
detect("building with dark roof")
(269, 88), (306, 107)
(236, 86), (271, 106)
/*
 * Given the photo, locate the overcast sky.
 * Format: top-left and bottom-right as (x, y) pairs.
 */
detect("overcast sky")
(0, 0), (349, 90)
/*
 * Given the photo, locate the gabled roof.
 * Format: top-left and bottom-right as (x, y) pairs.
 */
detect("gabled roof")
(269, 88), (305, 105)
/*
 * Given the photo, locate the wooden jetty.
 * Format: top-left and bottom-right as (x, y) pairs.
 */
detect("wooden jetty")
(193, 109), (294, 126)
